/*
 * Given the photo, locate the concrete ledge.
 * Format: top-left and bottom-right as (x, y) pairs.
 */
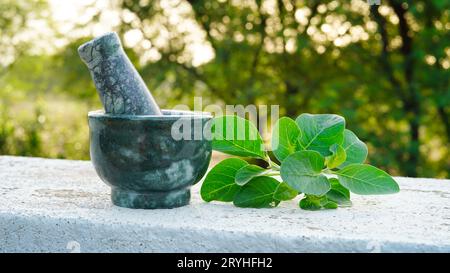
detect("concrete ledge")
(0, 156), (449, 253)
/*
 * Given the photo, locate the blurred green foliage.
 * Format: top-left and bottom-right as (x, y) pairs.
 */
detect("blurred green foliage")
(0, 0), (448, 178)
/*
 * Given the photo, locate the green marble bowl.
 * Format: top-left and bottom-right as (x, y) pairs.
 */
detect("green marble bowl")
(88, 110), (212, 209)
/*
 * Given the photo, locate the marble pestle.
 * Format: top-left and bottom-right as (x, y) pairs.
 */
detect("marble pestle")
(78, 32), (162, 115)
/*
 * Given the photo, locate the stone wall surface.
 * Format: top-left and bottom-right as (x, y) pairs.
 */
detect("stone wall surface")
(0, 156), (449, 253)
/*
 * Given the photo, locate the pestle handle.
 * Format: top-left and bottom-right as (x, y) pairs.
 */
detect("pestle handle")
(78, 32), (162, 115)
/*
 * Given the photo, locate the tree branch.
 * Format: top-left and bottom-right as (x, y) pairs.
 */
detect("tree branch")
(387, 0), (421, 177)
(249, 0), (267, 81)
(187, 0), (218, 52)
(296, 1), (319, 51)
(370, 5), (407, 101)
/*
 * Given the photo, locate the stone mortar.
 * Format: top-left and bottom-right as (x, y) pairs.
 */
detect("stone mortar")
(88, 109), (212, 209)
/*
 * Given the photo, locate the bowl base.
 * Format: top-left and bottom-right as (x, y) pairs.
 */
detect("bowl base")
(111, 187), (190, 209)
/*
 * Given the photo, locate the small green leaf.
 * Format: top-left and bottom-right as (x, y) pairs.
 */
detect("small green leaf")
(339, 129), (368, 168)
(212, 115), (266, 159)
(323, 201), (338, 209)
(326, 178), (352, 207)
(326, 144), (346, 169)
(296, 113), (345, 156)
(233, 176), (281, 208)
(235, 164), (269, 186)
(336, 164), (400, 195)
(200, 158), (248, 202)
(299, 197), (322, 210)
(280, 151), (331, 195)
(299, 195), (338, 210)
(273, 182), (298, 201)
(271, 117), (301, 162)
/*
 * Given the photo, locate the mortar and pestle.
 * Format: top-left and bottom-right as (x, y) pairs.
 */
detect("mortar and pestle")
(79, 32), (212, 209)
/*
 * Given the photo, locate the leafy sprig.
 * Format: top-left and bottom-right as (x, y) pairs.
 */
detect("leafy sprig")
(200, 114), (400, 210)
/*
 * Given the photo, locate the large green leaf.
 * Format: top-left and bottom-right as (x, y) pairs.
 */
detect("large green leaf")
(211, 115), (266, 159)
(326, 144), (346, 169)
(271, 117), (301, 162)
(339, 129), (368, 168)
(273, 182), (298, 201)
(235, 164), (269, 186)
(326, 178), (352, 207)
(280, 151), (331, 195)
(233, 176), (280, 208)
(336, 164), (400, 195)
(200, 158), (248, 202)
(295, 114), (345, 156)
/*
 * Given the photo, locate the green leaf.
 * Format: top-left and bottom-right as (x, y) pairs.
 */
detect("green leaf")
(339, 129), (368, 168)
(323, 201), (339, 209)
(299, 195), (338, 210)
(336, 164), (400, 195)
(280, 151), (331, 195)
(271, 117), (301, 162)
(233, 176), (281, 208)
(235, 164), (269, 186)
(273, 182), (298, 201)
(299, 197), (322, 210)
(211, 115), (266, 159)
(200, 158), (248, 202)
(326, 178), (352, 207)
(326, 144), (346, 169)
(295, 113), (345, 156)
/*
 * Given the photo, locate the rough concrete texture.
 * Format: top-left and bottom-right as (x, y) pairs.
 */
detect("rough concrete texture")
(0, 156), (449, 253)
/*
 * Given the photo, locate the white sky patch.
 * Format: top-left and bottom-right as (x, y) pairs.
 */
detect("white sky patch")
(124, 29), (144, 48)
(48, 0), (214, 66)
(49, 0), (120, 39)
(189, 43), (215, 67)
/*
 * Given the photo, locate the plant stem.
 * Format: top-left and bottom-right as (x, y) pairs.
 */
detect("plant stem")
(265, 155), (281, 170)
(270, 162), (281, 171)
(265, 171), (280, 176)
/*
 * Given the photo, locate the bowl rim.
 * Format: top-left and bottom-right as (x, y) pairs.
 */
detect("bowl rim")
(88, 109), (213, 120)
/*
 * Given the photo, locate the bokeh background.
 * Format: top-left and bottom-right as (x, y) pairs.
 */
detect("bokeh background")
(0, 0), (448, 178)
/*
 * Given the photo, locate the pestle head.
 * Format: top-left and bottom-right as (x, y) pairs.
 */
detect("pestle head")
(78, 32), (122, 65)
(78, 32), (162, 115)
